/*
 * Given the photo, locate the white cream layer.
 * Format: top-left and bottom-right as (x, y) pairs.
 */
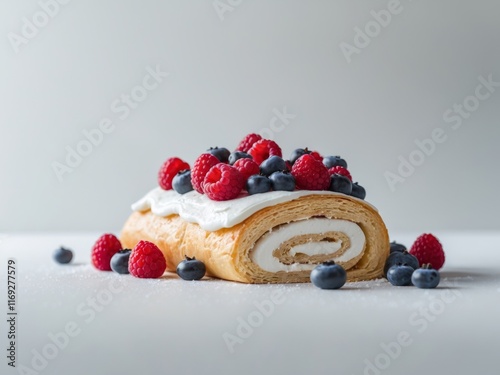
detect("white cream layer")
(250, 218), (365, 272)
(132, 187), (373, 232)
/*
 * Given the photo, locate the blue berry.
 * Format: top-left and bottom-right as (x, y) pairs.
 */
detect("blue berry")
(390, 241), (407, 253)
(172, 170), (193, 194)
(386, 265), (414, 286)
(289, 148), (309, 164)
(350, 182), (366, 200)
(310, 261), (347, 289)
(246, 175), (272, 195)
(269, 171), (295, 191)
(411, 264), (440, 289)
(53, 247), (73, 264)
(229, 151), (252, 165)
(329, 174), (353, 195)
(208, 147), (230, 163)
(110, 249), (131, 274)
(384, 251), (419, 275)
(177, 256), (206, 280)
(323, 155), (347, 169)
(260, 156), (286, 176)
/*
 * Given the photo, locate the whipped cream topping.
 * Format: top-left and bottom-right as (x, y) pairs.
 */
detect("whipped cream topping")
(132, 187), (374, 232)
(250, 218), (365, 272)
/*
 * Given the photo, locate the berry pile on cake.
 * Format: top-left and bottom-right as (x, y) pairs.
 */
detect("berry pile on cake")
(157, 133), (367, 202)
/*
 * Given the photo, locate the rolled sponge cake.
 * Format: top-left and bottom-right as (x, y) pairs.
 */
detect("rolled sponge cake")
(121, 192), (390, 283)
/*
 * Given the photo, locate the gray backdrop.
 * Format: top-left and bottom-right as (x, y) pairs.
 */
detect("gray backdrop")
(1, 0), (499, 233)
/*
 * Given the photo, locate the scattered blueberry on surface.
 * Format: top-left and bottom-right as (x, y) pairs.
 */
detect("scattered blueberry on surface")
(269, 171), (295, 191)
(350, 182), (366, 200)
(207, 147), (230, 163)
(412, 264), (440, 289)
(310, 261), (347, 289)
(177, 256), (206, 280)
(390, 241), (407, 253)
(229, 151), (252, 165)
(53, 247), (73, 264)
(323, 155), (348, 169)
(329, 174), (353, 195)
(172, 170), (193, 194)
(260, 156), (286, 176)
(110, 249), (132, 274)
(386, 265), (414, 286)
(384, 251), (419, 275)
(246, 175), (272, 195)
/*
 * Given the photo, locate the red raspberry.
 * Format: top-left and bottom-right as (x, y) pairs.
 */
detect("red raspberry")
(236, 133), (262, 153)
(91, 234), (122, 271)
(309, 150), (323, 161)
(291, 154), (330, 190)
(128, 240), (167, 278)
(158, 157), (190, 190)
(233, 158), (260, 180)
(409, 234), (445, 270)
(328, 166), (352, 181)
(248, 139), (282, 165)
(203, 164), (245, 201)
(191, 153), (220, 194)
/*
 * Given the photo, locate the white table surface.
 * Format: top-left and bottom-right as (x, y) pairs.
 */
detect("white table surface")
(1, 232), (499, 375)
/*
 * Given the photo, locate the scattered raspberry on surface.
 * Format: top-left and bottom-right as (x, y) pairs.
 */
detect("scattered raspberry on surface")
(409, 233), (445, 270)
(128, 240), (167, 278)
(203, 164), (245, 201)
(291, 154), (330, 190)
(248, 139), (282, 165)
(191, 153), (220, 194)
(91, 234), (123, 271)
(158, 157), (190, 190)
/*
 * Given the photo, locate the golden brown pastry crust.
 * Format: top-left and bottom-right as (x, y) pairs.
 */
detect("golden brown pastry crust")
(120, 194), (389, 283)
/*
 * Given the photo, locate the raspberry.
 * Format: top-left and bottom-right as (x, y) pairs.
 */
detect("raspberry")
(236, 133), (262, 153)
(291, 154), (330, 190)
(328, 166), (352, 181)
(233, 158), (260, 180)
(248, 139), (282, 165)
(191, 153), (220, 194)
(309, 150), (323, 162)
(203, 164), (245, 201)
(128, 240), (167, 278)
(158, 157), (190, 190)
(91, 234), (123, 271)
(409, 233), (445, 270)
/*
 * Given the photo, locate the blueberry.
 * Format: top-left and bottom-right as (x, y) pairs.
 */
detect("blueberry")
(350, 182), (366, 200)
(246, 175), (272, 195)
(53, 247), (73, 264)
(390, 241), (407, 253)
(173, 170), (193, 194)
(229, 151), (252, 165)
(269, 171), (295, 191)
(386, 265), (414, 286)
(110, 249), (131, 274)
(411, 264), (440, 289)
(176, 256), (206, 280)
(289, 148), (309, 165)
(329, 174), (353, 195)
(384, 251), (419, 275)
(260, 156), (286, 176)
(323, 155), (348, 169)
(310, 261), (347, 289)
(208, 147), (230, 163)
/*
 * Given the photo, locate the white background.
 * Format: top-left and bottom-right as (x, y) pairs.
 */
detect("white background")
(1, 0), (499, 233)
